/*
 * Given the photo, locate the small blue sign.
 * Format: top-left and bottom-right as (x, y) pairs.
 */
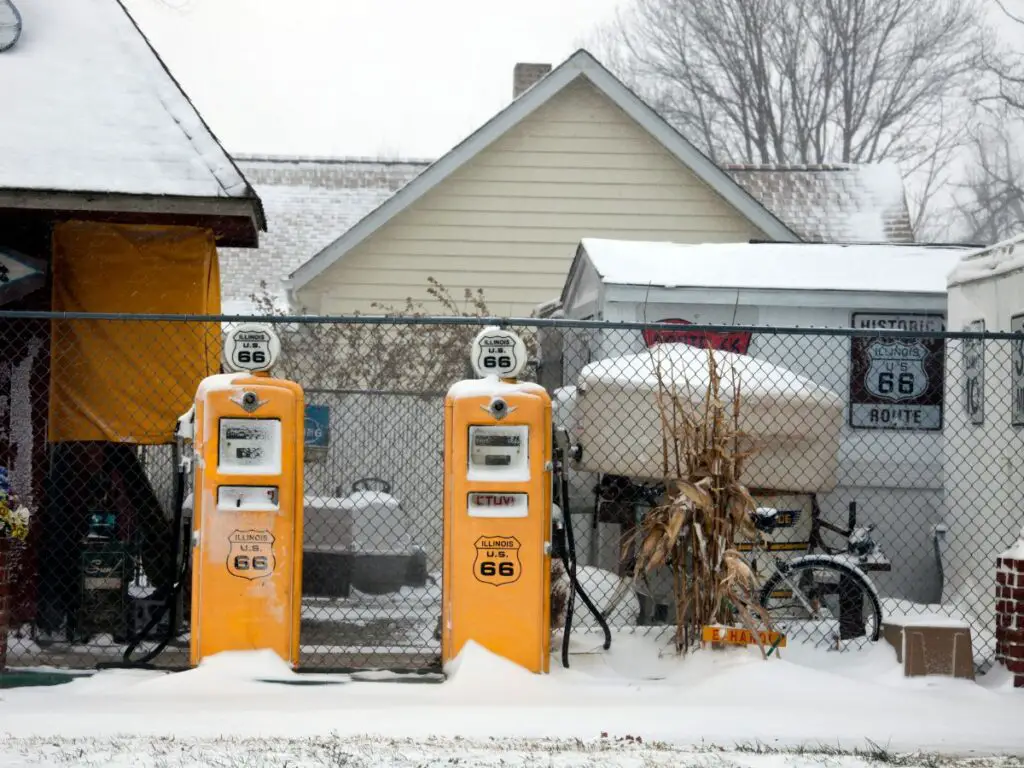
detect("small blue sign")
(304, 404), (330, 449)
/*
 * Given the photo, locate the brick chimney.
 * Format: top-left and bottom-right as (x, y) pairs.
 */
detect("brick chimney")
(513, 63), (552, 98)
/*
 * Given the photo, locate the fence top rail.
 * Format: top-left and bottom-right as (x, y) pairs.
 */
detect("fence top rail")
(0, 310), (1019, 340)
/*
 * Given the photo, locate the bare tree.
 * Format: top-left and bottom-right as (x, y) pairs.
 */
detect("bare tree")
(948, 117), (1024, 243)
(593, 0), (997, 234)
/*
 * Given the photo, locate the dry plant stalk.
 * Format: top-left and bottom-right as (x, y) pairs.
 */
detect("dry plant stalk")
(626, 345), (776, 657)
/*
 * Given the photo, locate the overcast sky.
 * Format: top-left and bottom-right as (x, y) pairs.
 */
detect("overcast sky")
(122, 0), (625, 160)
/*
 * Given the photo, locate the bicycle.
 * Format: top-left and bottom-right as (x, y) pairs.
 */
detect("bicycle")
(594, 479), (885, 651)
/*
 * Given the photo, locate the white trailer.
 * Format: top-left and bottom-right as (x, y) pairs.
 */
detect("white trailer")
(943, 233), (1024, 635)
(539, 237), (974, 604)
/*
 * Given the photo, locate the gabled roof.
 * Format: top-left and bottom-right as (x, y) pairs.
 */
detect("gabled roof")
(286, 48), (801, 294)
(725, 163), (915, 243)
(218, 156), (430, 311)
(0, 0), (263, 236)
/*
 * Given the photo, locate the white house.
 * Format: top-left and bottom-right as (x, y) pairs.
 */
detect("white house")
(942, 232), (1024, 649)
(544, 237), (975, 604)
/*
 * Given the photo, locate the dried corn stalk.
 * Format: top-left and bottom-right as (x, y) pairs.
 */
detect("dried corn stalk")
(626, 345), (776, 656)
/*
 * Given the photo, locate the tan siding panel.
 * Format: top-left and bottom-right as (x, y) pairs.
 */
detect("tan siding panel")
(397, 209), (747, 230)
(343, 257), (571, 274)
(472, 151), (683, 171)
(439, 180), (722, 202)
(381, 225), (746, 242)
(321, 283), (556, 303)
(493, 136), (665, 155)
(450, 165), (692, 185)
(363, 241), (569, 258)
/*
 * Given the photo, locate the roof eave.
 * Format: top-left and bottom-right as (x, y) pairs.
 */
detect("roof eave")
(0, 188), (264, 248)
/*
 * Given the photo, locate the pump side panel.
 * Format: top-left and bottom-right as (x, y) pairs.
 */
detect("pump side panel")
(442, 386), (552, 674)
(190, 377), (302, 667)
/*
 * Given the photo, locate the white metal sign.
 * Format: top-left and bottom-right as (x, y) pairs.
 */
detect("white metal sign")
(223, 323), (281, 373)
(963, 319), (985, 426)
(1011, 314), (1024, 426)
(470, 327), (527, 379)
(849, 313), (945, 431)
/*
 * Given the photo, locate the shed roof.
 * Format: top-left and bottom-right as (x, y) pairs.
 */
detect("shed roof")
(946, 231), (1024, 288)
(218, 156), (430, 311)
(0, 0), (258, 209)
(568, 238), (972, 301)
(725, 163), (915, 244)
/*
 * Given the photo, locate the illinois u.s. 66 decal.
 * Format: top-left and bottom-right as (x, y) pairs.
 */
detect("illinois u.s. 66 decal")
(849, 313), (944, 431)
(470, 327), (527, 379)
(227, 529), (276, 580)
(473, 535), (521, 586)
(223, 323), (281, 374)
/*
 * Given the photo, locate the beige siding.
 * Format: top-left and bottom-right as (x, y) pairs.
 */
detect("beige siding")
(300, 79), (767, 317)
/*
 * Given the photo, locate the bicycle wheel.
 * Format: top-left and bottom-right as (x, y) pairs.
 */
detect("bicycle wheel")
(757, 555), (883, 651)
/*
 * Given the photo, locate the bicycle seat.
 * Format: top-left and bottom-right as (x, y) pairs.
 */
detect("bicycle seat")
(751, 507), (779, 533)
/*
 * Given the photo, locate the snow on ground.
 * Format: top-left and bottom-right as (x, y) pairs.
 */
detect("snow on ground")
(0, 630), (1021, 766)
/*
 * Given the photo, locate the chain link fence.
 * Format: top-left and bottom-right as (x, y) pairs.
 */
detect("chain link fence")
(0, 312), (1021, 673)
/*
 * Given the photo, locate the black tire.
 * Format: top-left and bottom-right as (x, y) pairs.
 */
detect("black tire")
(758, 555), (883, 645)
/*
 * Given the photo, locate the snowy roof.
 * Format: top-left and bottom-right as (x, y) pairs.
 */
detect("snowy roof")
(725, 163), (915, 244)
(0, 0), (256, 203)
(217, 156), (429, 310)
(946, 231), (1024, 288)
(570, 238), (973, 298)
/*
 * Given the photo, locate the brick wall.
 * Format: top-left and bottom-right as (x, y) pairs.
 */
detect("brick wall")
(995, 542), (1024, 688)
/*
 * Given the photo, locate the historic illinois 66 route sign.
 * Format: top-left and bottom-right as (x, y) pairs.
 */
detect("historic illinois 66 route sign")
(223, 323), (281, 373)
(470, 326), (527, 379)
(849, 312), (945, 431)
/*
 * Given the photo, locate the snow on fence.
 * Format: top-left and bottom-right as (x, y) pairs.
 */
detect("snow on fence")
(0, 313), (1022, 677)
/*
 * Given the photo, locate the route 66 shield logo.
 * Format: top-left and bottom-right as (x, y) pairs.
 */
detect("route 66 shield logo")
(473, 535), (522, 586)
(226, 530), (275, 580)
(470, 327), (527, 378)
(865, 340), (929, 402)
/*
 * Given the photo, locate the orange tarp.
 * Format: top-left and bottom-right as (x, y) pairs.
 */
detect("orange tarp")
(48, 221), (222, 444)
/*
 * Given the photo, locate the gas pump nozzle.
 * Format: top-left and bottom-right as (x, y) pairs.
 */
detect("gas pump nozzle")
(175, 405), (195, 474)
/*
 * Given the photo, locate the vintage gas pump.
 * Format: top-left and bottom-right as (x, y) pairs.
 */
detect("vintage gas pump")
(441, 327), (554, 673)
(186, 323), (305, 668)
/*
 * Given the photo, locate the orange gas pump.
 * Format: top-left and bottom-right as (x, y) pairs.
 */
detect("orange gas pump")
(441, 327), (554, 673)
(185, 323), (305, 668)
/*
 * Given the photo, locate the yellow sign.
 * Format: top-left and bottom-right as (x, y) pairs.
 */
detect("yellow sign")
(473, 535), (522, 586)
(702, 625), (787, 648)
(226, 530), (276, 580)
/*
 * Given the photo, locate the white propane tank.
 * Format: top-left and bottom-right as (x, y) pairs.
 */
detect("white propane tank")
(340, 478), (410, 554)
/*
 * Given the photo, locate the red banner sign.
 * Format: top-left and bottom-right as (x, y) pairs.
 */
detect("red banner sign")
(642, 318), (752, 354)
